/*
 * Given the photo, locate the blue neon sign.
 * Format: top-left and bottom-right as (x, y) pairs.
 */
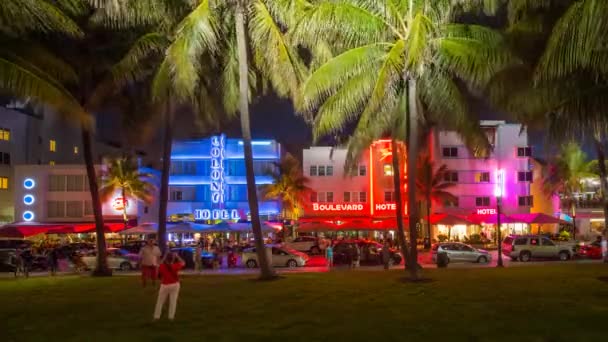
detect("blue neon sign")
(23, 178), (35, 189)
(210, 134), (225, 204)
(23, 194), (35, 205)
(23, 211), (34, 222)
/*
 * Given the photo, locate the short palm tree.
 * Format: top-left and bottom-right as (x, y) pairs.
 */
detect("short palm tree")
(416, 156), (457, 240)
(99, 157), (156, 227)
(298, 0), (512, 280)
(543, 143), (596, 238)
(260, 153), (311, 223)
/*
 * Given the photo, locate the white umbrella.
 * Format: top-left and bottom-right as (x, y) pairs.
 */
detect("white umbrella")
(119, 223), (158, 235)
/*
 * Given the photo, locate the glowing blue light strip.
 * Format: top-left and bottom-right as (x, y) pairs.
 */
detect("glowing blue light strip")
(237, 141), (273, 146)
(169, 179), (274, 186)
(171, 155), (279, 160)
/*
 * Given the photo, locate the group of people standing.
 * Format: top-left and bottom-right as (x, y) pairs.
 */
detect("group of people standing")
(138, 239), (185, 321)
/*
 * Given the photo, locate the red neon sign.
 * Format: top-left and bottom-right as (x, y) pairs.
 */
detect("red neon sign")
(375, 203), (396, 211)
(476, 208), (496, 215)
(312, 203), (364, 211)
(112, 197), (129, 211)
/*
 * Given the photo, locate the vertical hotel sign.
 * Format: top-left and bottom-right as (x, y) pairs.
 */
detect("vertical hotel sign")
(210, 134), (225, 204)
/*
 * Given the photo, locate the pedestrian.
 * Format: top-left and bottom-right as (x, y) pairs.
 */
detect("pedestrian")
(139, 239), (162, 288)
(601, 234), (608, 263)
(382, 241), (391, 270)
(325, 243), (333, 268)
(20, 247), (33, 278)
(352, 244), (361, 268)
(154, 252), (185, 321)
(194, 243), (203, 273)
(48, 248), (59, 276)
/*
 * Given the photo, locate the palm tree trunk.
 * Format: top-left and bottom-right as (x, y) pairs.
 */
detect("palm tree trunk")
(406, 78), (420, 280)
(391, 138), (409, 271)
(82, 126), (111, 276)
(593, 137), (608, 250)
(426, 197), (431, 242)
(158, 97), (173, 255)
(122, 186), (128, 230)
(236, 2), (275, 280)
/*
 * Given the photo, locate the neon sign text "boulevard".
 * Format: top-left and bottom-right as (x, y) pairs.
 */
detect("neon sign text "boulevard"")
(313, 203), (364, 211)
(210, 135), (225, 204)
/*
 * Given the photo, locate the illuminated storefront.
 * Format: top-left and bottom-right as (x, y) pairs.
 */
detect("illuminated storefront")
(164, 135), (281, 223)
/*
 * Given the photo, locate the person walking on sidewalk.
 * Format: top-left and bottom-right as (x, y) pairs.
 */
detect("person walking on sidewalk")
(139, 239), (161, 288)
(154, 252), (185, 321)
(382, 241), (391, 270)
(194, 243), (203, 273)
(325, 243), (334, 268)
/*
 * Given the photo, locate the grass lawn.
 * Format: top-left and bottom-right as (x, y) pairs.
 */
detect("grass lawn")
(2, 265), (608, 342)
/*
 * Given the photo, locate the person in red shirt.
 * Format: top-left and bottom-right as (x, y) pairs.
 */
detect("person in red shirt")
(154, 252), (185, 321)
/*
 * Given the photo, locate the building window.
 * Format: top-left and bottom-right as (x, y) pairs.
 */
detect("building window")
(359, 191), (367, 203)
(444, 171), (458, 183)
(73, 146), (79, 154)
(326, 166), (334, 176)
(518, 171), (533, 182)
(445, 197), (459, 207)
(344, 192), (351, 202)
(84, 200), (93, 216)
(475, 172), (490, 183)
(48, 175), (66, 191)
(318, 166), (326, 176)
(310, 192), (318, 202)
(475, 197), (491, 207)
(47, 201), (65, 218)
(383, 164), (393, 176)
(517, 147), (532, 157)
(309, 166), (317, 176)
(49, 139), (56, 152)
(170, 191), (183, 201)
(0, 128), (10, 141)
(318, 192), (326, 202)
(66, 201), (83, 218)
(518, 196), (533, 207)
(144, 206), (149, 214)
(2, 152), (9, 165)
(326, 192), (334, 203)
(66, 175), (84, 192)
(49, 161), (55, 166)
(0, 177), (8, 190)
(384, 191), (395, 202)
(442, 147), (458, 158)
(359, 165), (367, 176)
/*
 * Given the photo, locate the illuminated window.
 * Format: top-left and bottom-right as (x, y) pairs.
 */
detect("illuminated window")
(49, 160), (55, 166)
(73, 146), (79, 154)
(517, 171), (533, 182)
(518, 196), (533, 207)
(475, 197), (491, 207)
(475, 172), (490, 183)
(49, 140), (56, 152)
(170, 191), (183, 201)
(0, 128), (10, 141)
(0, 177), (8, 189)
(383, 164), (393, 176)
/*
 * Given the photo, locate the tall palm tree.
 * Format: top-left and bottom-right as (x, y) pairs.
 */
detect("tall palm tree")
(297, 0), (512, 280)
(543, 142), (595, 238)
(260, 153), (311, 224)
(158, 0), (306, 280)
(416, 156), (457, 240)
(99, 157), (156, 226)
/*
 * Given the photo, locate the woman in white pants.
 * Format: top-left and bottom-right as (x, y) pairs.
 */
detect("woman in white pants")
(154, 252), (185, 320)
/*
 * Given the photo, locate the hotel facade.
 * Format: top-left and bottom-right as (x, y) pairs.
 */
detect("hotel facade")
(301, 121), (553, 239)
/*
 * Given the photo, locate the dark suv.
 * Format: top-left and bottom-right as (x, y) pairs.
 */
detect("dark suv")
(332, 240), (402, 266)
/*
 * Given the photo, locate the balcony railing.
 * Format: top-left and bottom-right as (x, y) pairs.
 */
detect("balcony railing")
(561, 199), (603, 210)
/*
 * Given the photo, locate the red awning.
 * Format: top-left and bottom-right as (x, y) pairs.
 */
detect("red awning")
(0, 223), (69, 238)
(467, 213), (521, 225)
(424, 214), (472, 225)
(297, 216), (409, 231)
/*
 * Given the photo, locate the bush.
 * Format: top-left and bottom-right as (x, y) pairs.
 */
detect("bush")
(437, 234), (448, 242)
(559, 230), (571, 241)
(464, 234), (483, 244)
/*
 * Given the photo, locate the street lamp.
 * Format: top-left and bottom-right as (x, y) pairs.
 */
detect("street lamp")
(495, 169), (505, 268)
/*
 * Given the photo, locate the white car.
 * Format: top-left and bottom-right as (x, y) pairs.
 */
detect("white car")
(242, 245), (308, 268)
(431, 242), (492, 264)
(283, 236), (320, 254)
(82, 248), (139, 271)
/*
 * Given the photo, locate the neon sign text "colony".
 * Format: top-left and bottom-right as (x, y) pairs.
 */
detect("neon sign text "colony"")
(210, 135), (226, 204)
(312, 203), (364, 211)
(195, 209), (240, 220)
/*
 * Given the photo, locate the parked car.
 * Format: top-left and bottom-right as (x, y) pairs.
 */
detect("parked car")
(121, 240), (148, 254)
(578, 240), (602, 259)
(56, 242), (95, 257)
(431, 242), (491, 264)
(82, 248), (139, 271)
(0, 250), (17, 273)
(502, 235), (576, 262)
(0, 239), (31, 250)
(332, 240), (402, 266)
(242, 245), (308, 268)
(283, 236), (320, 254)
(171, 247), (216, 269)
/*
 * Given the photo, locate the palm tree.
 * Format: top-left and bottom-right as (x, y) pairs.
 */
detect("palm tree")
(99, 157), (156, 227)
(298, 0), (512, 280)
(156, 0), (306, 280)
(260, 153), (311, 223)
(416, 156), (457, 241)
(543, 142), (596, 238)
